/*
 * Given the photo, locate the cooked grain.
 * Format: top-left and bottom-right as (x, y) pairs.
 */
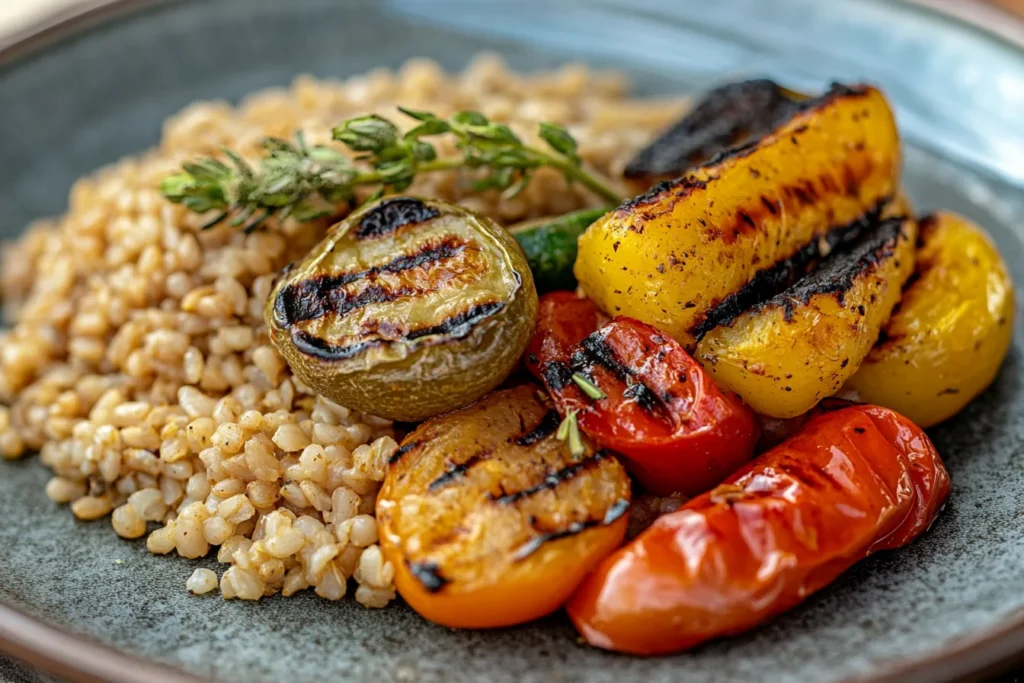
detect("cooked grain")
(0, 56), (684, 606)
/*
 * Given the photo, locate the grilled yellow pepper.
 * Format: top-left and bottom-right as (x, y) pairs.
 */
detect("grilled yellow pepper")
(695, 214), (916, 418)
(575, 83), (900, 350)
(845, 211), (1015, 427)
(266, 197), (538, 422)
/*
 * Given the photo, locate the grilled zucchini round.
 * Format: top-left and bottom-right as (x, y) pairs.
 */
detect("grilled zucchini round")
(266, 196), (538, 421)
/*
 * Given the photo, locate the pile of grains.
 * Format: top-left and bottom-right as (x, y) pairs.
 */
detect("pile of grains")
(0, 56), (684, 605)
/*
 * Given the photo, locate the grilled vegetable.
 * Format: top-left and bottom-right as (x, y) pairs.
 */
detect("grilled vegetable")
(696, 214), (917, 418)
(623, 79), (805, 190)
(575, 83), (901, 349)
(266, 196), (538, 422)
(509, 207), (611, 293)
(567, 404), (950, 655)
(526, 294), (759, 497)
(846, 212), (1015, 427)
(377, 384), (631, 629)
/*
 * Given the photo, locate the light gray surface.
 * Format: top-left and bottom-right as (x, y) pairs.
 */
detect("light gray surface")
(1, 1), (1023, 682)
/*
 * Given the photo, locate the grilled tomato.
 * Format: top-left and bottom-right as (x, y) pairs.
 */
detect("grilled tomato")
(568, 404), (950, 655)
(526, 294), (759, 497)
(377, 384), (631, 628)
(575, 82), (900, 349)
(846, 211), (1015, 426)
(266, 197), (538, 421)
(696, 213), (917, 418)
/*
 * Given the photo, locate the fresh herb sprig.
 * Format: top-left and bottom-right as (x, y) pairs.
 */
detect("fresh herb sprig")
(160, 108), (622, 231)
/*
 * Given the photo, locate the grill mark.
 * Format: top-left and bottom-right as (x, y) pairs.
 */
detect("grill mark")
(514, 410), (562, 446)
(571, 332), (664, 414)
(407, 560), (448, 593)
(760, 216), (905, 322)
(691, 198), (889, 340)
(428, 449), (493, 491)
(620, 81), (870, 205)
(291, 301), (505, 361)
(389, 440), (423, 466)
(354, 197), (440, 239)
(490, 451), (610, 505)
(540, 361), (574, 391)
(273, 237), (468, 327)
(510, 497), (630, 561)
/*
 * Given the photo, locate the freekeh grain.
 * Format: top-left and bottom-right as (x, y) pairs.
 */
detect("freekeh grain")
(0, 56), (684, 606)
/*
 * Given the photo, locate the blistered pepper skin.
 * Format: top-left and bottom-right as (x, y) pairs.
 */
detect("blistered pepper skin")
(567, 405), (950, 656)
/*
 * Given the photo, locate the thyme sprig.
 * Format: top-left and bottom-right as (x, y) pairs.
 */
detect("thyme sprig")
(160, 108), (622, 231)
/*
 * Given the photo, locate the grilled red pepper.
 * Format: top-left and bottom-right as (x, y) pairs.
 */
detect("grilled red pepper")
(526, 293), (759, 496)
(566, 404), (951, 655)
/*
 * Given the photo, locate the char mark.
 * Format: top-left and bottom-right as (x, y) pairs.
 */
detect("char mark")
(514, 410), (562, 446)
(692, 198), (889, 339)
(491, 451), (610, 505)
(624, 79), (801, 180)
(355, 197), (440, 239)
(389, 440), (423, 466)
(404, 301), (505, 342)
(571, 332), (665, 414)
(763, 215), (905, 321)
(573, 333), (632, 381)
(273, 237), (467, 327)
(428, 449), (492, 491)
(407, 560), (449, 593)
(290, 301), (504, 361)
(540, 361), (574, 391)
(510, 497), (630, 561)
(622, 80), (869, 183)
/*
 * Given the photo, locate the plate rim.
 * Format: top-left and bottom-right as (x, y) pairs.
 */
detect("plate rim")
(0, 1), (1022, 682)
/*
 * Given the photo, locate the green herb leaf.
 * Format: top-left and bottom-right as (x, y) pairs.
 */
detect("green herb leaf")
(538, 122), (580, 164)
(571, 373), (606, 400)
(332, 115), (399, 152)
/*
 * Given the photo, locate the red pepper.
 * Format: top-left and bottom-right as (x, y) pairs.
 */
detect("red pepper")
(567, 404), (951, 655)
(526, 292), (759, 497)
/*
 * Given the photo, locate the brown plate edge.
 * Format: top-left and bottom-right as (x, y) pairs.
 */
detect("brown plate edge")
(0, 0), (1023, 682)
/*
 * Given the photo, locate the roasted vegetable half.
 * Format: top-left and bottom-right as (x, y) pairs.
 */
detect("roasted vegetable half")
(526, 293), (759, 497)
(696, 213), (917, 418)
(377, 384), (631, 628)
(266, 197), (538, 422)
(568, 404), (950, 655)
(575, 82), (901, 349)
(845, 211), (1015, 427)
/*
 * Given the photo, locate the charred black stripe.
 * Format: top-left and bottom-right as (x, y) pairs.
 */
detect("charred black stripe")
(622, 382), (661, 412)
(273, 238), (467, 327)
(404, 302), (505, 341)
(289, 301), (505, 361)
(291, 333), (378, 361)
(428, 449), (492, 491)
(692, 198), (889, 339)
(619, 82), (870, 210)
(761, 215), (905, 322)
(355, 197), (440, 239)
(407, 560), (448, 593)
(510, 497), (630, 561)
(571, 332), (664, 413)
(514, 410), (562, 446)
(574, 334), (632, 381)
(491, 451), (611, 505)
(389, 440), (423, 466)
(540, 361), (573, 391)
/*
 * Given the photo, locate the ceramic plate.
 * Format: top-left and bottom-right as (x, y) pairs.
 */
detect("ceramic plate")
(2, 1), (1024, 681)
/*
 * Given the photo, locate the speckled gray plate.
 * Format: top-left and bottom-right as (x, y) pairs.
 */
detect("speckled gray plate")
(2, 1), (1024, 682)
